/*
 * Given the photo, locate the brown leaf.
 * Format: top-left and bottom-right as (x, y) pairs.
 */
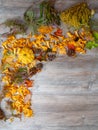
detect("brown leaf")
(0, 108), (5, 120)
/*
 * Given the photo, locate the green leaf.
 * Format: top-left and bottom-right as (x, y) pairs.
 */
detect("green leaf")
(93, 31), (98, 40)
(86, 41), (98, 49)
(18, 67), (27, 72)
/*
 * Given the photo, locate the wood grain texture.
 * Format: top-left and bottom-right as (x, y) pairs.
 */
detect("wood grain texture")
(0, 0), (98, 130)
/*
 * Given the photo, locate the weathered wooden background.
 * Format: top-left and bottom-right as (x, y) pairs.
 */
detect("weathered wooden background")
(0, 0), (98, 130)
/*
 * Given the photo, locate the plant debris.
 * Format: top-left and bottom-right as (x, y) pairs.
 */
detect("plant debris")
(60, 2), (94, 28)
(0, 1), (98, 120)
(86, 31), (98, 49)
(0, 108), (5, 120)
(24, 0), (60, 34)
(1, 26), (91, 118)
(4, 18), (27, 35)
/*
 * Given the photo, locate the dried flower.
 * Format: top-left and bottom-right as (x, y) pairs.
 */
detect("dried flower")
(17, 47), (34, 65)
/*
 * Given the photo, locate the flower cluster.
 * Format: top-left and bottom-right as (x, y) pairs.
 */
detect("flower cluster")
(0, 25), (94, 118)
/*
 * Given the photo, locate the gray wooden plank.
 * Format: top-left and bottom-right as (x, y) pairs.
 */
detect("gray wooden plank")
(33, 74), (98, 95)
(40, 55), (98, 74)
(33, 98), (98, 113)
(1, 126), (98, 130)
(40, 126), (98, 130)
(32, 55), (98, 95)
(55, 0), (98, 11)
(0, 0), (98, 130)
(0, 111), (98, 128)
(0, 6), (26, 23)
(31, 111), (98, 127)
(32, 94), (98, 112)
(32, 95), (98, 105)
(1, 0), (33, 8)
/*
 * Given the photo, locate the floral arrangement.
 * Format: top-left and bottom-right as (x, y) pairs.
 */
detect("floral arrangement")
(0, 1), (98, 120)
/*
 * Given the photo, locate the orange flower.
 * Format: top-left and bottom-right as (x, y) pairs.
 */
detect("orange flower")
(38, 25), (53, 34)
(54, 28), (63, 36)
(24, 79), (34, 88)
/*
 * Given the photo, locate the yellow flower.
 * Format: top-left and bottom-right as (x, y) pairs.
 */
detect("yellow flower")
(12, 95), (22, 101)
(17, 47), (34, 64)
(75, 48), (86, 54)
(17, 85), (31, 96)
(58, 46), (66, 55)
(38, 25), (53, 34)
(2, 75), (11, 84)
(33, 34), (45, 40)
(2, 36), (15, 49)
(52, 46), (58, 52)
(5, 92), (12, 98)
(23, 108), (33, 117)
(12, 101), (24, 113)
